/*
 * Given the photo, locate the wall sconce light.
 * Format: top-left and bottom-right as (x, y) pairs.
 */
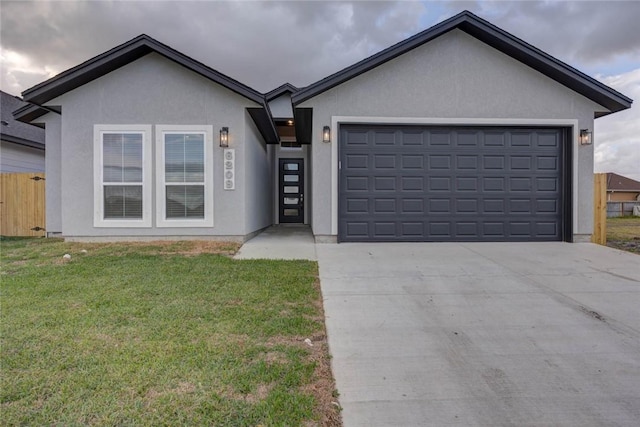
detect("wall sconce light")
(220, 127), (229, 147)
(579, 129), (592, 145)
(322, 126), (331, 143)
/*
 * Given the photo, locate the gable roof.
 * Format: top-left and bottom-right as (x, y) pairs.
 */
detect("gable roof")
(266, 83), (300, 101)
(291, 10), (632, 117)
(607, 173), (640, 192)
(15, 34), (279, 143)
(1, 91), (45, 149)
(21, 34), (264, 106)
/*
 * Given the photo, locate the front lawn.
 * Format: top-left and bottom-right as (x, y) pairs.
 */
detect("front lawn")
(1, 238), (340, 426)
(607, 216), (640, 254)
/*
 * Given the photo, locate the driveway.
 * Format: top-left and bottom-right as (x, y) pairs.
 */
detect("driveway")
(316, 242), (640, 426)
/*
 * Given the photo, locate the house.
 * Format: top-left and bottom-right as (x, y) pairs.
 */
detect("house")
(606, 173), (640, 202)
(14, 10), (632, 242)
(1, 90), (45, 172)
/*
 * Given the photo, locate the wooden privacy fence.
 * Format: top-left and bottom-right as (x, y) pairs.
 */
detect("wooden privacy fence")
(592, 173), (606, 245)
(0, 173), (46, 237)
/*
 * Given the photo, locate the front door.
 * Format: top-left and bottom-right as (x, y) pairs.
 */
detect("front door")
(279, 158), (304, 223)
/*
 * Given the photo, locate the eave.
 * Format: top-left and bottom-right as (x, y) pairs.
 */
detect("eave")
(21, 34), (264, 106)
(291, 10), (632, 116)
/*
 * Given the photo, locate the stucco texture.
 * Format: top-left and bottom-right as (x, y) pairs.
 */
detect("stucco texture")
(49, 53), (268, 238)
(300, 29), (605, 240)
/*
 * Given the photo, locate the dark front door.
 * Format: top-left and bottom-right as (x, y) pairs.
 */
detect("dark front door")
(279, 158), (304, 223)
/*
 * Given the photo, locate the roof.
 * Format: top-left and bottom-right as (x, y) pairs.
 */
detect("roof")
(20, 34), (265, 106)
(1, 90), (45, 149)
(607, 173), (640, 192)
(15, 34), (279, 143)
(266, 83), (300, 101)
(291, 10), (633, 117)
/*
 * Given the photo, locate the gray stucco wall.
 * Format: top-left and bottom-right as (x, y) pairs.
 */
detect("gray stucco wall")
(39, 113), (62, 235)
(0, 141), (45, 173)
(299, 29), (604, 240)
(244, 110), (273, 233)
(50, 53), (265, 239)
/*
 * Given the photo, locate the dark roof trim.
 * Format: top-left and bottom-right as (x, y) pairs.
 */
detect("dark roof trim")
(21, 34), (264, 106)
(265, 83), (300, 101)
(292, 10), (632, 115)
(0, 133), (45, 149)
(247, 107), (279, 144)
(12, 103), (58, 126)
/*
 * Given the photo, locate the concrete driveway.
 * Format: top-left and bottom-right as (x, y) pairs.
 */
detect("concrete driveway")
(316, 242), (640, 426)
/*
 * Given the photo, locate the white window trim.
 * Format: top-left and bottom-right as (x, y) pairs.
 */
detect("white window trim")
(155, 125), (214, 227)
(93, 124), (152, 228)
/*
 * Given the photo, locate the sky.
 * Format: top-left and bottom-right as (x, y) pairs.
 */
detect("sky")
(1, 0), (638, 181)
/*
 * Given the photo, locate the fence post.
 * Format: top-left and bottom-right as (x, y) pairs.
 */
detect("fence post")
(592, 173), (606, 245)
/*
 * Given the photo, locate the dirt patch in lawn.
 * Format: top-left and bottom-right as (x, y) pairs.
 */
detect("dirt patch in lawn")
(303, 278), (342, 427)
(76, 240), (241, 256)
(607, 217), (640, 254)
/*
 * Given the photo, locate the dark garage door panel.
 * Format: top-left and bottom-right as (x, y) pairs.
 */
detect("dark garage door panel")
(339, 125), (566, 242)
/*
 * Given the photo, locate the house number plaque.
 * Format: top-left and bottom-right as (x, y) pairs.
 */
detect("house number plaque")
(224, 149), (235, 190)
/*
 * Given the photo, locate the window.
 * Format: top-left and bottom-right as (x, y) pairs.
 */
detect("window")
(94, 125), (152, 227)
(156, 125), (214, 227)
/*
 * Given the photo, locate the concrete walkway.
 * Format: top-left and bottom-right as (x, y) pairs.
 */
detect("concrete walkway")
(234, 225), (317, 260)
(317, 242), (640, 426)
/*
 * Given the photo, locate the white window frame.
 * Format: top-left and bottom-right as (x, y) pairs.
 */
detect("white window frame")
(93, 124), (152, 227)
(155, 125), (214, 227)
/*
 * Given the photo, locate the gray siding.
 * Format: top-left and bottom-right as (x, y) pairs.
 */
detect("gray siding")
(0, 141), (45, 172)
(299, 29), (602, 240)
(244, 110), (273, 233)
(39, 113), (62, 234)
(49, 53), (264, 239)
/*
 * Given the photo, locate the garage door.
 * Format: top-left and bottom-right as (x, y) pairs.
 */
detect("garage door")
(339, 125), (567, 242)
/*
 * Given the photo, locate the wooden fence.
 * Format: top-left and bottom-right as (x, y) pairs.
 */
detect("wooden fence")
(592, 173), (606, 245)
(0, 173), (46, 237)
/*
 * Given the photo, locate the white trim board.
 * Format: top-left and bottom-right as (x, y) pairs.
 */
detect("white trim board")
(93, 124), (153, 228)
(155, 124), (214, 228)
(330, 116), (580, 238)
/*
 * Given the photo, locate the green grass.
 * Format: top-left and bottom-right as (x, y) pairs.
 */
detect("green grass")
(1, 238), (339, 426)
(607, 216), (640, 254)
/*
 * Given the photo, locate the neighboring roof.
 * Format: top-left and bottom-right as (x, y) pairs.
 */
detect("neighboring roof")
(1, 90), (45, 149)
(291, 10), (633, 117)
(607, 173), (640, 192)
(266, 83), (300, 101)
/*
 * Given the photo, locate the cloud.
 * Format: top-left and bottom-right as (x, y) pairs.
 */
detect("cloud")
(0, 0), (636, 183)
(0, 0), (425, 94)
(0, 47), (59, 94)
(442, 1), (640, 71)
(594, 68), (640, 182)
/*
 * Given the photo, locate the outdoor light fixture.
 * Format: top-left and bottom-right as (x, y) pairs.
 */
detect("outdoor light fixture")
(219, 127), (229, 147)
(579, 129), (592, 145)
(322, 126), (331, 143)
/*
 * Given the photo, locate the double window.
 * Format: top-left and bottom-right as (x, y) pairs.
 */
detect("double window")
(94, 125), (152, 227)
(94, 124), (213, 228)
(156, 125), (213, 227)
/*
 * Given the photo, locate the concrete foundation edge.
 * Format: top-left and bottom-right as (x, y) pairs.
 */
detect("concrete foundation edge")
(573, 233), (593, 243)
(315, 234), (338, 243)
